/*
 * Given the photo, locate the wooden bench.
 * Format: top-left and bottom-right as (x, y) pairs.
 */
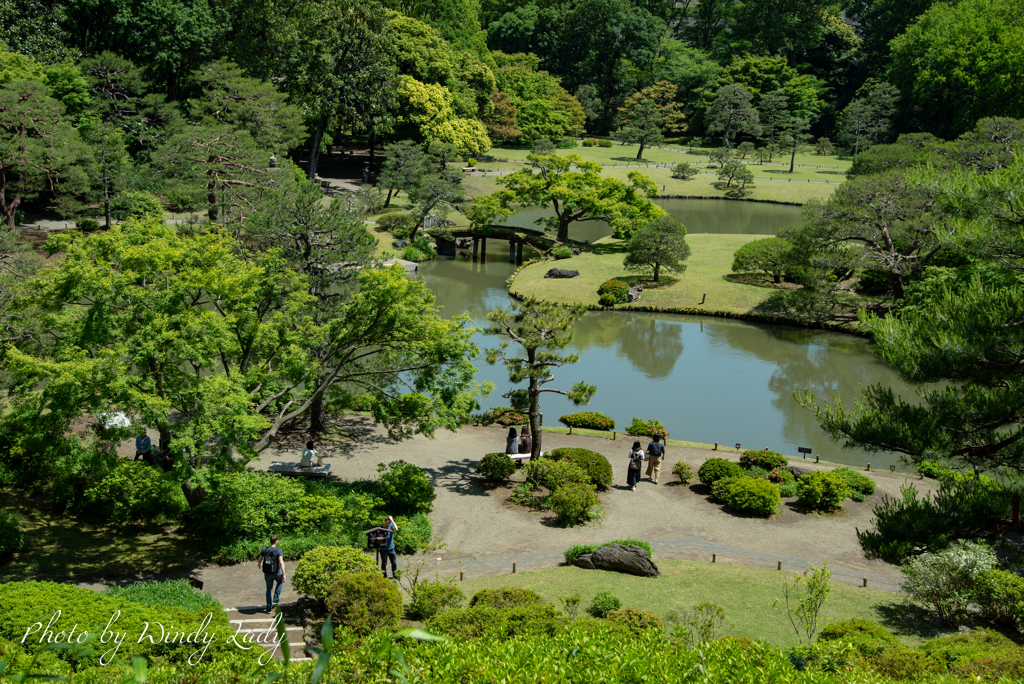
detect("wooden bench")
(509, 452), (543, 468)
(269, 461), (332, 478)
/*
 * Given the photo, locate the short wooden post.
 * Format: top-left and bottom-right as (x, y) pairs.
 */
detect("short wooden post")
(714, 442), (718, 450)
(815, 455), (819, 463)
(513, 562), (516, 574)
(568, 426), (573, 435)
(866, 464), (871, 472)
(612, 431), (616, 440)
(712, 553), (716, 563)
(460, 572), (464, 582)
(777, 561), (782, 571)
(862, 578), (867, 588)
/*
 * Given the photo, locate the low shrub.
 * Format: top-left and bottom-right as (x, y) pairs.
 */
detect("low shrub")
(587, 590), (622, 618)
(470, 587), (544, 609)
(504, 604), (565, 637)
(850, 489), (866, 503)
(551, 482), (600, 525)
(865, 647), (942, 680)
(76, 218), (100, 232)
(796, 471), (851, 511)
(567, 617), (632, 639)
(698, 458), (743, 486)
(598, 279), (629, 305)
(671, 162), (698, 179)
(721, 476), (780, 518)
(377, 460), (435, 514)
(427, 606), (505, 640)
(548, 447), (613, 489)
(509, 481), (536, 506)
(606, 607), (665, 634)
(672, 461), (694, 484)
(523, 458), (589, 491)
(552, 245), (572, 259)
(832, 467), (876, 495)
(779, 481), (797, 497)
(409, 579), (465, 620)
(467, 158), (478, 167)
(921, 628), (1022, 678)
(976, 568), (1024, 624)
(555, 138), (577, 148)
(480, 407), (527, 427)
(376, 213), (416, 236)
(184, 470), (305, 548)
(393, 512), (432, 554)
(768, 468), (794, 484)
(710, 476), (736, 504)
(477, 453), (517, 482)
(106, 579), (223, 613)
(325, 571), (402, 636)
(110, 190), (163, 220)
(582, 138), (596, 147)
(744, 465), (770, 480)
(558, 412), (615, 431)
(291, 545), (379, 601)
(81, 460), (188, 523)
(597, 139), (613, 147)
(564, 539), (653, 563)
(0, 510), (25, 559)
(598, 292), (620, 307)
(564, 544), (598, 563)
(817, 619), (899, 657)
(900, 540), (997, 627)
(740, 450), (787, 470)
(625, 417), (669, 439)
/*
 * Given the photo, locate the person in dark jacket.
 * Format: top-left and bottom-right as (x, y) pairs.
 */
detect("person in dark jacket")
(518, 426), (532, 454)
(505, 427), (519, 454)
(626, 441), (645, 490)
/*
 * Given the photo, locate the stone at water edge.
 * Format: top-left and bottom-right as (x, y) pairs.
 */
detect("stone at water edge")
(627, 284), (643, 302)
(574, 544), (659, 577)
(392, 239), (411, 248)
(544, 268), (580, 279)
(783, 465), (813, 478)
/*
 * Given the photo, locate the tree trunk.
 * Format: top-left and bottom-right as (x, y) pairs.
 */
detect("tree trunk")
(308, 114), (328, 179)
(636, 141), (645, 160)
(889, 271), (906, 299)
(528, 353), (542, 458)
(310, 393), (328, 433)
(789, 144), (797, 173)
(773, 272), (782, 284)
(1013, 492), (1021, 526)
(181, 481), (208, 508)
(653, 262), (660, 282)
(384, 186), (394, 208)
(102, 142), (112, 228)
(557, 218), (570, 242)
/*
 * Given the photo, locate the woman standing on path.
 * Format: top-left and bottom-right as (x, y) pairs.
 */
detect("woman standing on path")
(506, 427), (519, 455)
(627, 441), (645, 491)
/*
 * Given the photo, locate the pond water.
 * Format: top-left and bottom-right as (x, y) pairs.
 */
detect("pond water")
(417, 200), (914, 470)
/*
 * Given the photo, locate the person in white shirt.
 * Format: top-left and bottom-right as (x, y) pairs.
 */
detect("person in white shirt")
(300, 440), (317, 468)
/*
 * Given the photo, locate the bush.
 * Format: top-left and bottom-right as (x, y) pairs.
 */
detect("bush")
(163, 185), (204, 212)
(376, 214), (416, 236)
(818, 619), (899, 657)
(377, 460), (435, 514)
(0, 510), (25, 559)
(796, 471), (851, 511)
(477, 453), (517, 482)
(555, 138), (577, 149)
(850, 489), (865, 503)
(503, 604), (565, 637)
(866, 647), (942, 680)
(552, 245), (572, 259)
(480, 406), (528, 427)
(291, 545), (379, 601)
(625, 417), (668, 439)
(427, 606), (504, 640)
(110, 190), (163, 221)
(597, 139), (613, 147)
(976, 568), (1024, 624)
(558, 412), (615, 431)
(744, 465), (770, 480)
(409, 579), (465, 620)
(393, 512), (432, 554)
(768, 468), (794, 484)
(582, 138), (596, 147)
(325, 571), (402, 636)
(587, 590), (622, 618)
(606, 607), (665, 634)
(739, 450), (787, 470)
(779, 481), (797, 497)
(106, 579), (223, 614)
(597, 279), (629, 304)
(720, 476), (780, 517)
(523, 458), (589, 491)
(900, 540), (997, 626)
(671, 162), (698, 179)
(551, 482), (600, 525)
(185, 470), (305, 547)
(470, 587), (544, 609)
(697, 458), (744, 486)
(548, 447), (613, 489)
(672, 461), (694, 484)
(76, 218), (100, 232)
(710, 476), (736, 504)
(82, 460), (188, 524)
(564, 539), (652, 563)
(467, 158), (478, 167)
(921, 629), (1023, 678)
(832, 467), (876, 495)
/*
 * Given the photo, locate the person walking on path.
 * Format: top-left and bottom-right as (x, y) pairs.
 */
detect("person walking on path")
(505, 427), (519, 455)
(258, 534), (286, 613)
(134, 431), (152, 462)
(626, 441), (645, 491)
(645, 435), (665, 484)
(381, 516), (399, 579)
(518, 426), (532, 455)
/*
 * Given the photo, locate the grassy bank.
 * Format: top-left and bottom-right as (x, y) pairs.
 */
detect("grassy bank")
(456, 560), (933, 647)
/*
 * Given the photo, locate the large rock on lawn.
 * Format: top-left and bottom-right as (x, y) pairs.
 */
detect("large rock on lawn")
(783, 465), (814, 478)
(574, 544), (659, 577)
(544, 268), (579, 279)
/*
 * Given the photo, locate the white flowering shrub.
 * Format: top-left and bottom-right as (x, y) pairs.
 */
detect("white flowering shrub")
(899, 540), (997, 626)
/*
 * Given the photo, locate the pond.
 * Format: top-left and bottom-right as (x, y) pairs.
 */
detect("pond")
(416, 200), (913, 470)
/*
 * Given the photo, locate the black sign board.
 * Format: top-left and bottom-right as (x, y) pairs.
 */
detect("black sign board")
(363, 526), (391, 550)
(798, 447), (812, 456)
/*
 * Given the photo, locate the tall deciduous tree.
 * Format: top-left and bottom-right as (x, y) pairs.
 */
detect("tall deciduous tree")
(623, 215), (691, 282)
(615, 99), (663, 160)
(705, 84), (760, 152)
(467, 152), (663, 241)
(486, 298), (596, 458)
(838, 82), (899, 155)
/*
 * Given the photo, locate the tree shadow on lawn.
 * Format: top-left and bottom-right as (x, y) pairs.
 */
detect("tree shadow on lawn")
(590, 241), (627, 256)
(872, 602), (948, 641)
(610, 156), (657, 164)
(420, 458), (494, 498)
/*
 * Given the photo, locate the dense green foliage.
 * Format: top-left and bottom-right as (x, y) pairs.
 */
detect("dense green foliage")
(796, 472), (850, 511)
(548, 447), (614, 489)
(469, 587), (545, 609)
(672, 461), (694, 483)
(732, 238), (795, 284)
(550, 482), (601, 525)
(587, 590), (622, 618)
(558, 412), (615, 431)
(698, 458), (744, 486)
(324, 571), (403, 636)
(477, 452), (517, 482)
(0, 510), (26, 559)
(597, 279), (630, 306)
(716, 476), (781, 517)
(831, 467), (876, 496)
(376, 460), (437, 515)
(409, 579), (466, 620)
(739, 450), (787, 470)
(291, 545), (379, 602)
(105, 579), (223, 614)
(623, 215), (690, 283)
(81, 461), (188, 524)
(625, 417), (669, 439)
(185, 471), (306, 546)
(606, 607), (665, 634)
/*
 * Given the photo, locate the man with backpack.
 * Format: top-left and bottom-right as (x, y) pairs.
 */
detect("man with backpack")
(645, 435), (665, 484)
(257, 534), (286, 613)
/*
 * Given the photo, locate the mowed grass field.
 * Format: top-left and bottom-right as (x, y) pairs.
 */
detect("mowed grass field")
(455, 561), (932, 648)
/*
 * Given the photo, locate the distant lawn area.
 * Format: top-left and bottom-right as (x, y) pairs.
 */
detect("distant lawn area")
(456, 561), (935, 648)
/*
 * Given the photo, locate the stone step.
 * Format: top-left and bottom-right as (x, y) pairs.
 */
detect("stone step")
(224, 606), (308, 662)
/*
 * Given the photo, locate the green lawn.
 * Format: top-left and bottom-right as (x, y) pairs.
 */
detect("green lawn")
(456, 560), (934, 647)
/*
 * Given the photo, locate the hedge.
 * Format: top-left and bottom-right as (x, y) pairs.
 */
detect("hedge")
(558, 412), (615, 431)
(625, 417), (669, 439)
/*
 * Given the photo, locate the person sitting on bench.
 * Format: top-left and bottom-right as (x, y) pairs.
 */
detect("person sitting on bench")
(299, 440), (317, 469)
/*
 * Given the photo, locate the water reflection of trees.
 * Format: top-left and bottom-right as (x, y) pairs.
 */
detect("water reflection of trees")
(574, 312), (685, 380)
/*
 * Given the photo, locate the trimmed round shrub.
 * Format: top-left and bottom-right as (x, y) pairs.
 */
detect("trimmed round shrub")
(818, 619), (899, 657)
(597, 139), (613, 148)
(292, 545), (379, 601)
(587, 590), (622, 618)
(582, 138), (596, 147)
(740, 450), (787, 470)
(551, 482), (600, 525)
(558, 411), (615, 431)
(0, 510), (26, 559)
(470, 587), (544, 609)
(767, 468), (794, 484)
(698, 458), (744, 486)
(477, 453), (516, 482)
(796, 471), (851, 510)
(548, 447), (613, 489)
(376, 213), (416, 236)
(625, 417), (669, 439)
(552, 245), (572, 259)
(710, 476), (736, 504)
(606, 607), (665, 634)
(377, 460), (435, 514)
(598, 279), (629, 305)
(324, 571), (402, 636)
(722, 477), (780, 517)
(598, 292), (620, 306)
(832, 467), (877, 495)
(110, 190), (163, 221)
(409, 579), (465, 620)
(82, 461), (188, 523)
(76, 218), (100, 232)
(672, 461), (694, 484)
(524, 458), (589, 491)
(977, 568), (1024, 624)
